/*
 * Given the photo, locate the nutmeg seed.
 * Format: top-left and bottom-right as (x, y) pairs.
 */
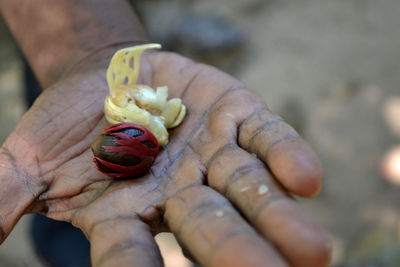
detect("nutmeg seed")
(91, 123), (159, 178)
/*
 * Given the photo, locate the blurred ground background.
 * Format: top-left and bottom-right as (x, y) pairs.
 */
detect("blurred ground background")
(1, 0), (400, 266)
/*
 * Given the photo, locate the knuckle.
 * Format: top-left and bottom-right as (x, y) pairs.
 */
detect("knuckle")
(239, 110), (301, 157)
(252, 123), (300, 159)
(238, 109), (274, 146)
(166, 186), (231, 234)
(226, 163), (266, 190)
(263, 133), (300, 157)
(253, 195), (287, 222)
(206, 143), (237, 170)
(207, 146), (265, 193)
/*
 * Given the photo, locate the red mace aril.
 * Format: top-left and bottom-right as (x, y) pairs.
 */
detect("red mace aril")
(91, 122), (159, 178)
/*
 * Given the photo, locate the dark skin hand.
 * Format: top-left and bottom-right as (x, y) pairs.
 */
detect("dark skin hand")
(0, 0), (332, 266)
(0, 51), (331, 267)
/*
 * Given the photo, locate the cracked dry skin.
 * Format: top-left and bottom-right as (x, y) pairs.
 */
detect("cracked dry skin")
(104, 43), (186, 146)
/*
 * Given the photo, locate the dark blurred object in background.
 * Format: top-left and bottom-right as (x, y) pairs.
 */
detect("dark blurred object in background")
(23, 58), (41, 107)
(130, 0), (245, 74)
(167, 14), (245, 72)
(31, 215), (90, 267)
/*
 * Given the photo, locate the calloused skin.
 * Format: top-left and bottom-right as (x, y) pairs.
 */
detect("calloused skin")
(0, 51), (331, 267)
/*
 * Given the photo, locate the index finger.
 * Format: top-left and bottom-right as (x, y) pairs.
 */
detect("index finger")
(238, 108), (323, 197)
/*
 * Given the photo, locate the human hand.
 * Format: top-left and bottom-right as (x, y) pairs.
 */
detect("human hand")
(0, 51), (331, 267)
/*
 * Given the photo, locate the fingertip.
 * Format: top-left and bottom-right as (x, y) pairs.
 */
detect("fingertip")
(304, 231), (333, 267)
(259, 199), (333, 267)
(267, 139), (323, 197)
(294, 225), (333, 267)
(286, 215), (333, 267)
(210, 234), (289, 267)
(290, 228), (333, 267)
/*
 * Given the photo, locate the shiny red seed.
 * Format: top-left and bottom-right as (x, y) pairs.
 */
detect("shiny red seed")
(91, 123), (159, 178)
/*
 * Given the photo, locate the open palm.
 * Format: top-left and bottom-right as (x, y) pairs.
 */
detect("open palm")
(0, 51), (331, 267)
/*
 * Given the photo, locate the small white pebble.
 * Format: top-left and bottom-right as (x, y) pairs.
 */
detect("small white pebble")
(239, 186), (251, 192)
(258, 184), (269, 195)
(215, 210), (224, 217)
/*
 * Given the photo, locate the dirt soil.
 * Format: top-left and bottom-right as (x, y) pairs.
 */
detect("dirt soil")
(0, 0), (399, 266)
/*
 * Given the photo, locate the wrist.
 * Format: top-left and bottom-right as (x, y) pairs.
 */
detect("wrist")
(60, 40), (148, 82)
(2, 0), (149, 88)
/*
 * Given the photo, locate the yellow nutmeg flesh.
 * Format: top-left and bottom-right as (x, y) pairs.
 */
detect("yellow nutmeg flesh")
(104, 44), (186, 146)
